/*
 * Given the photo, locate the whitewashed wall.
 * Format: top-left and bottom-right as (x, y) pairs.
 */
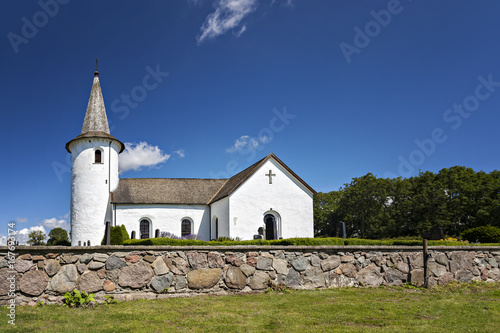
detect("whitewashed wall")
(210, 197), (229, 239)
(69, 138), (120, 246)
(114, 204), (211, 240)
(228, 159), (314, 240)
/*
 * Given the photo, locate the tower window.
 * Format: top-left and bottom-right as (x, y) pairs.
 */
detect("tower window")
(94, 150), (102, 164)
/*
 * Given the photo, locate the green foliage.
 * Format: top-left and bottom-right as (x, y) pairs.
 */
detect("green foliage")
(62, 289), (95, 308)
(265, 279), (288, 293)
(47, 228), (70, 246)
(101, 225), (130, 245)
(461, 225), (500, 243)
(314, 167), (500, 239)
(104, 295), (118, 305)
(27, 230), (47, 246)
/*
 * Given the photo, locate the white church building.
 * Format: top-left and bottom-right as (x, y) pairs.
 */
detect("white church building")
(66, 71), (316, 246)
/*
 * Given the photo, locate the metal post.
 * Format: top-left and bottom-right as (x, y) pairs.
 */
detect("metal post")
(423, 239), (429, 289)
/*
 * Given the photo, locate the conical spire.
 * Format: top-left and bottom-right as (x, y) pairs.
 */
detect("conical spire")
(81, 72), (110, 134)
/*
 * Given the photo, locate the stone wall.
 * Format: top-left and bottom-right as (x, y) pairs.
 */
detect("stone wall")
(1, 246), (499, 306)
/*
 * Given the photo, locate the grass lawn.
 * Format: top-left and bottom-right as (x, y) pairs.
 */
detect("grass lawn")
(2, 283), (499, 332)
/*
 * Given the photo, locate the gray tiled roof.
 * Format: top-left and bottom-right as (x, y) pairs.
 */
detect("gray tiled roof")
(111, 178), (228, 204)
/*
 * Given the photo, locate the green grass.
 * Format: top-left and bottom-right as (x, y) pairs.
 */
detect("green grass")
(2, 283), (499, 332)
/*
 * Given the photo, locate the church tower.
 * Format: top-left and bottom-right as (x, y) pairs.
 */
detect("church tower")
(65, 70), (124, 246)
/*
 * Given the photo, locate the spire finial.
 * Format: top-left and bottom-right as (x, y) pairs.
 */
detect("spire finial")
(94, 58), (99, 77)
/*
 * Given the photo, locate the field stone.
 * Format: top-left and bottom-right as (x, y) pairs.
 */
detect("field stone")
(151, 257), (169, 275)
(119, 262), (154, 289)
(240, 264), (256, 277)
(93, 254), (109, 262)
(429, 263), (447, 277)
(246, 257), (258, 267)
(487, 268), (500, 281)
(143, 255), (156, 263)
(88, 261), (105, 270)
(80, 253), (93, 264)
(77, 264), (88, 275)
(188, 252), (207, 269)
(208, 252), (224, 268)
(175, 276), (187, 290)
(15, 260), (33, 273)
(97, 268), (106, 279)
(358, 263), (383, 286)
(103, 280), (115, 291)
(32, 255), (45, 261)
(321, 256), (341, 272)
(125, 254), (141, 263)
(0, 259), (9, 268)
(61, 255), (78, 264)
(77, 271), (102, 293)
(19, 254), (32, 260)
(384, 268), (406, 286)
(291, 257), (308, 272)
(272, 259), (288, 275)
(106, 256), (127, 270)
(225, 267), (247, 289)
(285, 269), (301, 287)
(310, 255), (321, 267)
(0, 269), (20, 295)
(46, 253), (59, 259)
(410, 269), (425, 287)
(249, 271), (269, 290)
(396, 262), (409, 274)
(20, 270), (48, 296)
(151, 273), (174, 291)
(341, 255), (354, 263)
(256, 258), (273, 271)
(456, 270), (473, 283)
(304, 267), (325, 288)
(106, 269), (119, 283)
(339, 263), (357, 278)
(225, 255), (243, 267)
(45, 259), (60, 277)
(434, 253), (448, 266)
(438, 272), (454, 286)
(187, 268), (222, 289)
(51, 264), (78, 293)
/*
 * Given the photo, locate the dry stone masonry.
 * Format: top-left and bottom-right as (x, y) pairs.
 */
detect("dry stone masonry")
(0, 246), (499, 305)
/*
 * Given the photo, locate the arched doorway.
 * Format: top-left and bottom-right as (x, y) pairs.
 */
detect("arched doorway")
(264, 214), (276, 240)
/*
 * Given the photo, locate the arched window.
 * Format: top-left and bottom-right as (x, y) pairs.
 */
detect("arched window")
(181, 219), (192, 237)
(94, 149), (102, 164)
(140, 219), (150, 239)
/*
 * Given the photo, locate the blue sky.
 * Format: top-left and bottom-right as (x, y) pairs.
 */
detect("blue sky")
(1, 0), (499, 244)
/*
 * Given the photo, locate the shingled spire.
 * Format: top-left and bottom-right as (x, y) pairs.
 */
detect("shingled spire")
(81, 71), (110, 134)
(65, 70), (125, 153)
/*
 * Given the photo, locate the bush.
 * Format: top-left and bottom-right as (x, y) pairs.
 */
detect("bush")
(461, 225), (500, 243)
(101, 225), (130, 245)
(63, 290), (95, 308)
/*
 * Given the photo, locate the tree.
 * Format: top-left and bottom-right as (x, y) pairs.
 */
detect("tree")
(27, 230), (46, 246)
(47, 228), (70, 246)
(314, 191), (342, 237)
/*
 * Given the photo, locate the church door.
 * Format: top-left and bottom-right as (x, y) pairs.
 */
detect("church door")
(264, 214), (276, 240)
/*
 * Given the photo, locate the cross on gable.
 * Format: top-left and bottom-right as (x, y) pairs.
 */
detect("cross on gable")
(265, 170), (276, 184)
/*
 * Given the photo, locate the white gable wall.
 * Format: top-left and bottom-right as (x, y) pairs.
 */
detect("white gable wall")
(114, 204), (210, 240)
(210, 197), (229, 240)
(228, 159), (314, 240)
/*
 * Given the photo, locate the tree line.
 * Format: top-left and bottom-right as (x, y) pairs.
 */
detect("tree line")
(314, 166), (500, 239)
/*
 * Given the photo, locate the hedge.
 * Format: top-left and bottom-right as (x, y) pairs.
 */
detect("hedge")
(123, 237), (499, 247)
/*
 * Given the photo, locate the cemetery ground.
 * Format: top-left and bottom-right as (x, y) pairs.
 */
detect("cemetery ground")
(2, 282), (499, 332)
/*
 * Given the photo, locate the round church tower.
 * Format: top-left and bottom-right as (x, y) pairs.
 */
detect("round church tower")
(65, 71), (124, 246)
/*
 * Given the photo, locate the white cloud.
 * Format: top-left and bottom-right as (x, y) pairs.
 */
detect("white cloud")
(197, 0), (258, 44)
(226, 135), (259, 153)
(41, 217), (70, 231)
(173, 149), (186, 158)
(2, 226), (47, 246)
(16, 217), (27, 223)
(119, 142), (170, 173)
(271, 0), (294, 7)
